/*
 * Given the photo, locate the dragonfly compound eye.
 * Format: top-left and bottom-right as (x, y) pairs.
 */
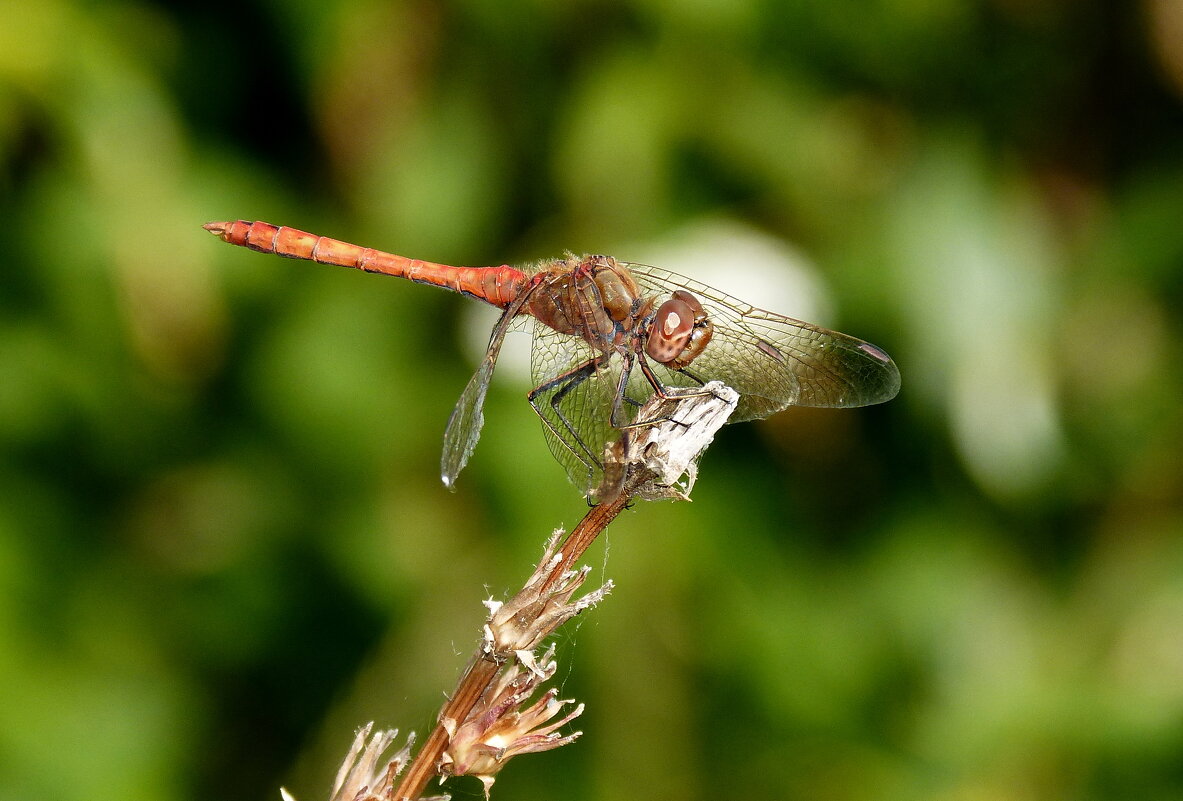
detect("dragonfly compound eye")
(645, 296), (697, 363)
(671, 289), (704, 315)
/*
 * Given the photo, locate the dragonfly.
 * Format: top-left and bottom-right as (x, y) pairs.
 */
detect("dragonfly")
(204, 220), (900, 499)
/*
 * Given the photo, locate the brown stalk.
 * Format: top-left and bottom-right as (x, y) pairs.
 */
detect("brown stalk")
(376, 382), (737, 799)
(391, 467), (650, 801)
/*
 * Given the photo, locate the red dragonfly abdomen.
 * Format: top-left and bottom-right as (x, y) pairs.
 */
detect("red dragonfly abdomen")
(204, 220), (528, 309)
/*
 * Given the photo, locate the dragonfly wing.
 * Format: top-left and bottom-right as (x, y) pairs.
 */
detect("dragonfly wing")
(528, 325), (622, 496)
(441, 308), (519, 488)
(441, 358), (494, 488)
(628, 264), (900, 420)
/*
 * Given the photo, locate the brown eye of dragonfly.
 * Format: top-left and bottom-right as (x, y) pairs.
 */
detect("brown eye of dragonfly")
(670, 289), (703, 314)
(645, 297), (696, 363)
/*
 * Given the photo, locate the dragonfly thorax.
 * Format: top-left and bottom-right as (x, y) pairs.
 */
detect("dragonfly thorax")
(525, 255), (649, 351)
(524, 255), (716, 372)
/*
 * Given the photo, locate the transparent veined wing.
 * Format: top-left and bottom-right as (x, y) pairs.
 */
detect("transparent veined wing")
(626, 263), (900, 421)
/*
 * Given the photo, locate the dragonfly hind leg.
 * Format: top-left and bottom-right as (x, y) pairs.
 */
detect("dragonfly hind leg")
(527, 355), (608, 474)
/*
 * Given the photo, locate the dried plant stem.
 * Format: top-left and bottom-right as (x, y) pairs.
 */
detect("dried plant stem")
(536, 474), (647, 591)
(391, 470), (648, 801)
(388, 384), (737, 799)
(392, 658), (499, 801)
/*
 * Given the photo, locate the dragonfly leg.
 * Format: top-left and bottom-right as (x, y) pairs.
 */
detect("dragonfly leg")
(527, 355), (608, 472)
(637, 356), (710, 396)
(611, 356), (719, 432)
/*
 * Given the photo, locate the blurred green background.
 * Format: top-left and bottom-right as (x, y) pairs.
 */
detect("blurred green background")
(2, 0), (1182, 799)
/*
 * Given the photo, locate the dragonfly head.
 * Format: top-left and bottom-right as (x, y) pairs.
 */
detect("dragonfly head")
(644, 290), (714, 369)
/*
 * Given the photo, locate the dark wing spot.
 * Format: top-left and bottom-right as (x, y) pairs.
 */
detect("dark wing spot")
(857, 341), (892, 364)
(756, 339), (785, 362)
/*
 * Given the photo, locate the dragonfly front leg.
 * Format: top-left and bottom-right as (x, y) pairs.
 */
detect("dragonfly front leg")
(608, 354), (718, 432)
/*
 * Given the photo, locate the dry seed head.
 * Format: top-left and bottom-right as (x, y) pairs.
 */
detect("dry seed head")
(482, 529), (612, 660)
(280, 723), (422, 801)
(439, 648), (583, 796)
